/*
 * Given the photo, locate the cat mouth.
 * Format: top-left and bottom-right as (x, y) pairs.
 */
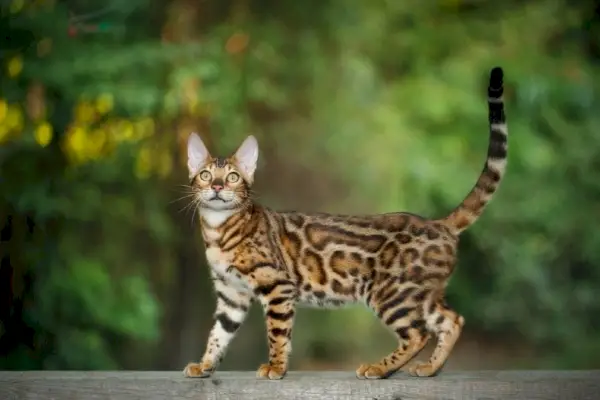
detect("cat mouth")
(209, 194), (227, 202)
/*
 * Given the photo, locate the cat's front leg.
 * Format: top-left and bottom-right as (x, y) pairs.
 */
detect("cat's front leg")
(256, 279), (297, 380)
(183, 277), (252, 378)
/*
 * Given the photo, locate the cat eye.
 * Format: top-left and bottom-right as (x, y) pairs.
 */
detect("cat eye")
(199, 171), (212, 181)
(226, 172), (240, 183)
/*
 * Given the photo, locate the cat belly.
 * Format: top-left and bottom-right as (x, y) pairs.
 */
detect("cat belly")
(297, 291), (357, 309)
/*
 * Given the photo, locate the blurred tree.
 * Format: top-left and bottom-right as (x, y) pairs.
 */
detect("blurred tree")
(1, 0), (600, 371)
(0, 0), (170, 369)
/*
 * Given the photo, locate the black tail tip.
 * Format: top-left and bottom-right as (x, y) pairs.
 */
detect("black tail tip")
(489, 67), (504, 90)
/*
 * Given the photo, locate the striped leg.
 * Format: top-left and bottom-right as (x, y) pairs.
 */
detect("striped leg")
(183, 277), (252, 378)
(357, 284), (430, 379)
(256, 280), (297, 380)
(409, 302), (464, 377)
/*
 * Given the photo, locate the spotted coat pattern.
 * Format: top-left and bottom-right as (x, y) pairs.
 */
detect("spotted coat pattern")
(183, 67), (508, 380)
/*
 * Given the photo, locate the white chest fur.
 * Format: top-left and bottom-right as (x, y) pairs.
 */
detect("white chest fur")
(205, 247), (248, 290)
(205, 247), (231, 275)
(201, 208), (234, 242)
(201, 208), (248, 289)
(201, 208), (236, 227)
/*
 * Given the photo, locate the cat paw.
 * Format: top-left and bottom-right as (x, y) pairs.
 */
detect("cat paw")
(355, 364), (388, 379)
(408, 362), (437, 377)
(256, 363), (287, 380)
(183, 362), (214, 378)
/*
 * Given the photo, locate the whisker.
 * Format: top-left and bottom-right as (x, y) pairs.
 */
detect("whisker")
(180, 197), (198, 227)
(175, 191), (196, 198)
(178, 202), (193, 214)
(179, 197), (199, 214)
(170, 193), (197, 204)
(178, 192), (201, 213)
(248, 188), (261, 200)
(170, 184), (195, 192)
(190, 198), (202, 227)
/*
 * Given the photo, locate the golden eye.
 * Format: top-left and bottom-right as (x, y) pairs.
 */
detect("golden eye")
(226, 172), (240, 183)
(199, 171), (212, 181)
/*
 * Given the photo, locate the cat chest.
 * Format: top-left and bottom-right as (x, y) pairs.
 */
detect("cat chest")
(205, 246), (248, 289)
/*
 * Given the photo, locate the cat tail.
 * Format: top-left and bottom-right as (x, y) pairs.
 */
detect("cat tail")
(440, 67), (508, 235)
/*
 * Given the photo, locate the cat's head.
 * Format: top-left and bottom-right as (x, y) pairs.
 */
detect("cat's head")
(186, 133), (259, 211)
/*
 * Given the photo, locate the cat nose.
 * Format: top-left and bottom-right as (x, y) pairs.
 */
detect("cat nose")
(212, 184), (223, 192)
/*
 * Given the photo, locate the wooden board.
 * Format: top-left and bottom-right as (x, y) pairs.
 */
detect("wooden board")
(1, 370), (599, 400)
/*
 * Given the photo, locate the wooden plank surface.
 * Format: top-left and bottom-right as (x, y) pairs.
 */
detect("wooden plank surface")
(1, 370), (599, 400)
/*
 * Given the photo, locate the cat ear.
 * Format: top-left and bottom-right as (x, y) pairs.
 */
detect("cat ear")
(187, 132), (210, 178)
(233, 135), (259, 183)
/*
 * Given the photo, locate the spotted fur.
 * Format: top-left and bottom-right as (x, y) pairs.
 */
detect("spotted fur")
(182, 67), (508, 380)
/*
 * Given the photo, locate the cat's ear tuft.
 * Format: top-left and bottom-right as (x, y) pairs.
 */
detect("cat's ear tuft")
(233, 135), (259, 183)
(187, 132), (210, 178)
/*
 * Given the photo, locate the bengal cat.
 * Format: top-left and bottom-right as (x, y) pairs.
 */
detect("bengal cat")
(182, 67), (507, 380)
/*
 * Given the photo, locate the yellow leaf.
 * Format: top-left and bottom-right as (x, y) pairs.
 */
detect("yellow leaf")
(158, 151), (173, 178)
(95, 93), (114, 115)
(74, 101), (95, 124)
(134, 118), (155, 139)
(0, 124), (10, 144)
(64, 126), (88, 164)
(117, 120), (134, 142)
(88, 129), (107, 159)
(135, 145), (153, 179)
(7, 56), (23, 78)
(9, 0), (24, 14)
(0, 100), (7, 122)
(5, 104), (23, 131)
(34, 122), (53, 147)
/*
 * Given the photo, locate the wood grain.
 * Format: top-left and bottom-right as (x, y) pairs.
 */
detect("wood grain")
(1, 371), (599, 400)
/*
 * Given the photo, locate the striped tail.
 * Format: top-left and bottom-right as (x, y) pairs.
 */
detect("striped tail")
(441, 67), (508, 235)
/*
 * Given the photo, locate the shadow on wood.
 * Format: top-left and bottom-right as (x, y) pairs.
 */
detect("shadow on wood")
(1, 371), (599, 400)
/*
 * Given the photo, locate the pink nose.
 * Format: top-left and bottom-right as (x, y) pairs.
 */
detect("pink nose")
(212, 184), (223, 192)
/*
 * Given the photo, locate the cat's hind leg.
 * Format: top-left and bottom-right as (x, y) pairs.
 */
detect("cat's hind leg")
(356, 284), (430, 379)
(408, 300), (464, 377)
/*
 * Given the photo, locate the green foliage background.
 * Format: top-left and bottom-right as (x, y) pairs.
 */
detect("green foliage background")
(1, 0), (599, 371)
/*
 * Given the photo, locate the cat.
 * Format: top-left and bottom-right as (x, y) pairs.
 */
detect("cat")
(182, 67), (507, 380)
